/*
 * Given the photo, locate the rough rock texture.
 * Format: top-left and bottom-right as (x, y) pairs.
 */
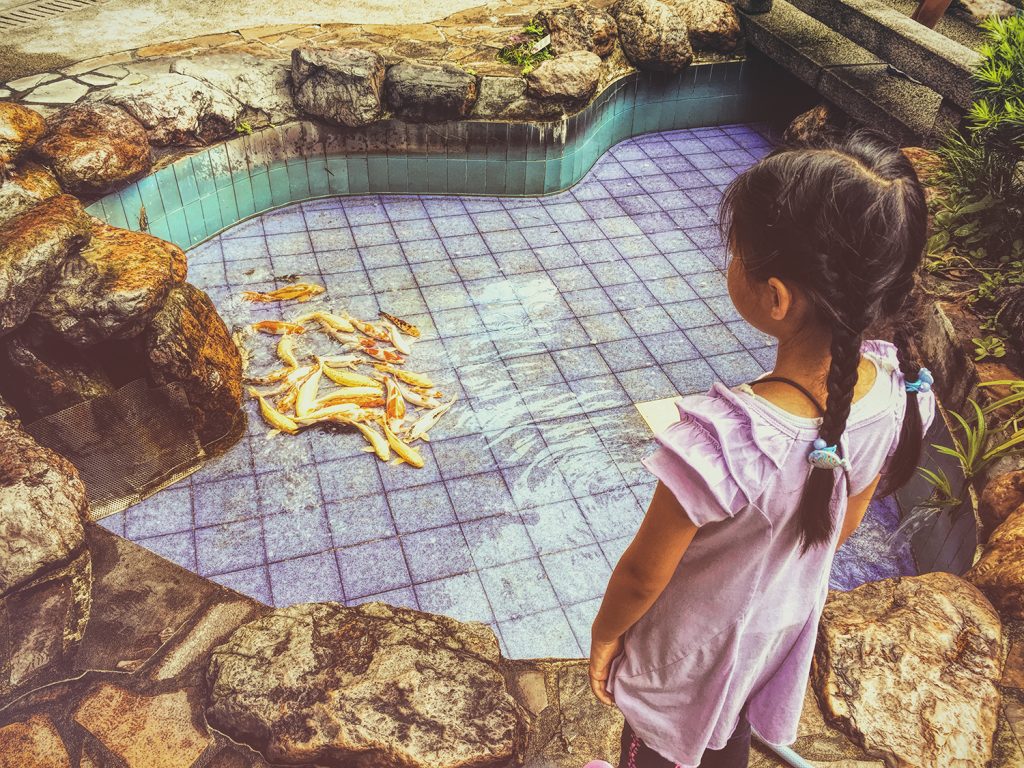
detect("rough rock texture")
(0, 194), (92, 338)
(0, 102), (46, 167)
(0, 421), (92, 699)
(998, 284), (1024, 369)
(471, 76), (563, 120)
(90, 73), (238, 146)
(966, 505), (1024, 620)
(526, 51), (602, 107)
(612, 0), (694, 74)
(783, 102), (849, 144)
(980, 470), (1024, 538)
(536, 5), (619, 57)
(0, 392), (19, 424)
(291, 47), (386, 128)
(813, 572), (1002, 768)
(172, 52), (298, 127)
(954, 0), (1017, 23)
(670, 0), (742, 53)
(206, 602), (525, 768)
(144, 282), (242, 444)
(1, 323), (115, 420)
(730, 0), (772, 11)
(33, 103), (151, 195)
(0, 161), (61, 229)
(385, 61), (479, 122)
(32, 222), (187, 347)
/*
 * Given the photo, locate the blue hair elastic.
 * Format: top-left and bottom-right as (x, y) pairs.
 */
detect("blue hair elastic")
(905, 367), (934, 394)
(808, 438), (852, 471)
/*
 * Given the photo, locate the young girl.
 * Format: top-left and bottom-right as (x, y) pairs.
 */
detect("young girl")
(588, 130), (937, 768)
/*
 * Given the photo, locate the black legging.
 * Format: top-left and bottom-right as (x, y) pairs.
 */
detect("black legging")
(617, 713), (751, 768)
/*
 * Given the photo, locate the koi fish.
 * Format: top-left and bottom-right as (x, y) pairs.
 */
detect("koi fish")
(319, 360), (381, 389)
(383, 376), (406, 427)
(243, 366), (294, 386)
(251, 320), (306, 335)
(379, 415), (424, 468)
(249, 387), (299, 435)
(315, 388), (386, 409)
(407, 398), (456, 442)
(293, 402), (360, 424)
(295, 310), (356, 333)
(379, 311), (421, 338)
(395, 380), (443, 409)
(336, 416), (390, 461)
(373, 363), (432, 389)
(242, 283), (325, 303)
(386, 324), (413, 355)
(277, 335), (300, 368)
(346, 313), (392, 342)
(361, 345), (405, 364)
(295, 364), (323, 418)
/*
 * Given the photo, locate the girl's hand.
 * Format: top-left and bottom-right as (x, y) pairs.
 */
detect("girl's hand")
(589, 635), (623, 706)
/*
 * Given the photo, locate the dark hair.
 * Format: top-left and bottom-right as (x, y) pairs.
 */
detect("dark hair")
(719, 129), (928, 554)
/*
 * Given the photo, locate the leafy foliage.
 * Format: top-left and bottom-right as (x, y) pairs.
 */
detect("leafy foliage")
(497, 18), (553, 74)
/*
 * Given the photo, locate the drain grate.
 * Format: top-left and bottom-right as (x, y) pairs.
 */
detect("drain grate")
(0, 0), (101, 31)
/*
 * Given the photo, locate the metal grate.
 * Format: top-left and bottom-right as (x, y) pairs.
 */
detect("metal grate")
(0, 0), (102, 31)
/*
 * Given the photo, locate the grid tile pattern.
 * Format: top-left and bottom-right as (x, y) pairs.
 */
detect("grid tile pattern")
(99, 124), (914, 659)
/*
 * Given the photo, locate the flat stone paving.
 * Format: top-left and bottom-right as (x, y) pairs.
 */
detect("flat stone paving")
(98, 123), (916, 659)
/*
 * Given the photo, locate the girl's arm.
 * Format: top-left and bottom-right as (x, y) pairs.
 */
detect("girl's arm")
(834, 473), (881, 552)
(589, 481), (698, 704)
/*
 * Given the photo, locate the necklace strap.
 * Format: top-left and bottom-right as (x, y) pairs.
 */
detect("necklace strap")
(747, 376), (826, 417)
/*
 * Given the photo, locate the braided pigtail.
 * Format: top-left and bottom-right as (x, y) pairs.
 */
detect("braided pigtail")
(877, 316), (926, 496)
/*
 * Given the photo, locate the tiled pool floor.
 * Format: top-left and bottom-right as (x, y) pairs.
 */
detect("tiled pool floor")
(99, 124), (916, 658)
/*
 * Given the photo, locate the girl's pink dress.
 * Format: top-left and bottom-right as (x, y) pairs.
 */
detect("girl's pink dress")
(606, 340), (936, 767)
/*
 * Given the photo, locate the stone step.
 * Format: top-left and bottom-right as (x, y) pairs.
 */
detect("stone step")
(738, 0), (955, 144)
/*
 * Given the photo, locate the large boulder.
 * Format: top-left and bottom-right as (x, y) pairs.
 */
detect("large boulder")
(670, 0), (742, 53)
(2, 323), (115, 421)
(385, 61), (479, 122)
(536, 5), (619, 57)
(32, 222), (187, 347)
(291, 47), (386, 128)
(813, 572), (1002, 768)
(172, 52), (298, 127)
(471, 76), (563, 121)
(979, 469), (1024, 538)
(783, 102), (849, 144)
(206, 602), (525, 768)
(611, 0), (694, 74)
(32, 103), (151, 195)
(0, 421), (92, 699)
(0, 194), (92, 338)
(89, 73), (238, 147)
(0, 103), (46, 168)
(144, 282), (242, 444)
(0, 161), (61, 229)
(526, 51), (602, 110)
(966, 504), (1024, 620)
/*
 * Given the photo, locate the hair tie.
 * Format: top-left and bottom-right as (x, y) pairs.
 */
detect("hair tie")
(808, 438), (852, 471)
(905, 367), (934, 394)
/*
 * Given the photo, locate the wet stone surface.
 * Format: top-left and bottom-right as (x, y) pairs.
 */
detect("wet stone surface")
(99, 124), (918, 658)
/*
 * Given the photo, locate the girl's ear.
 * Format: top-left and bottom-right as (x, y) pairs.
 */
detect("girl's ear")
(767, 277), (793, 321)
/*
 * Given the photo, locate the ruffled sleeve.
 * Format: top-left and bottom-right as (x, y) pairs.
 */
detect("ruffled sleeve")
(642, 387), (780, 527)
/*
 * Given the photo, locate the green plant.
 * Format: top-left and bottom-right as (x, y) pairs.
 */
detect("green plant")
(497, 18), (553, 75)
(973, 334), (1007, 360)
(236, 120), (254, 136)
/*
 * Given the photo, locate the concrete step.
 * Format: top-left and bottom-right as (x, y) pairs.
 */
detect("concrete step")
(738, 0), (957, 145)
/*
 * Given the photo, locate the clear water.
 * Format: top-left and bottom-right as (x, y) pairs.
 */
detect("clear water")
(98, 124), (916, 659)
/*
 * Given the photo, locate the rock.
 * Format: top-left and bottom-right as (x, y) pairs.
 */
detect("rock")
(954, 0), (1017, 24)
(206, 602), (525, 768)
(966, 504), (1024, 620)
(144, 282), (242, 444)
(33, 103), (151, 195)
(6, 72), (60, 91)
(172, 52), (298, 127)
(611, 0), (694, 74)
(33, 222), (187, 347)
(74, 684), (212, 768)
(290, 47), (386, 128)
(526, 51), (602, 109)
(385, 61), (479, 122)
(0, 421), (91, 698)
(996, 285), (1024, 369)
(980, 470), (1024, 537)
(0, 161), (61, 229)
(670, 0), (742, 53)
(813, 572), (1002, 768)
(22, 79), (90, 106)
(0, 102), (46, 167)
(536, 5), (619, 57)
(471, 76), (564, 120)
(783, 102), (849, 144)
(729, 0), (772, 11)
(0, 194), (92, 338)
(90, 73), (239, 147)
(0, 391), (18, 424)
(1, 323), (115, 420)
(0, 714), (72, 768)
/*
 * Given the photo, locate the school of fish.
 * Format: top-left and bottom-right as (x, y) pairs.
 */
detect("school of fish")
(237, 284), (455, 469)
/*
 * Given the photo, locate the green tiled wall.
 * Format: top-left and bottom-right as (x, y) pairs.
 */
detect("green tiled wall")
(87, 52), (812, 250)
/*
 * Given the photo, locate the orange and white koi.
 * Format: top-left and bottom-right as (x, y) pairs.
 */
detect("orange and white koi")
(314, 388), (386, 409)
(295, 310), (356, 334)
(361, 345), (405, 364)
(242, 283), (325, 303)
(373, 363), (432, 389)
(379, 415), (424, 468)
(249, 387), (299, 435)
(251, 320), (306, 335)
(386, 324), (413, 355)
(395, 381), (443, 409)
(407, 398), (456, 442)
(346, 313), (392, 342)
(383, 376), (406, 428)
(379, 311), (421, 338)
